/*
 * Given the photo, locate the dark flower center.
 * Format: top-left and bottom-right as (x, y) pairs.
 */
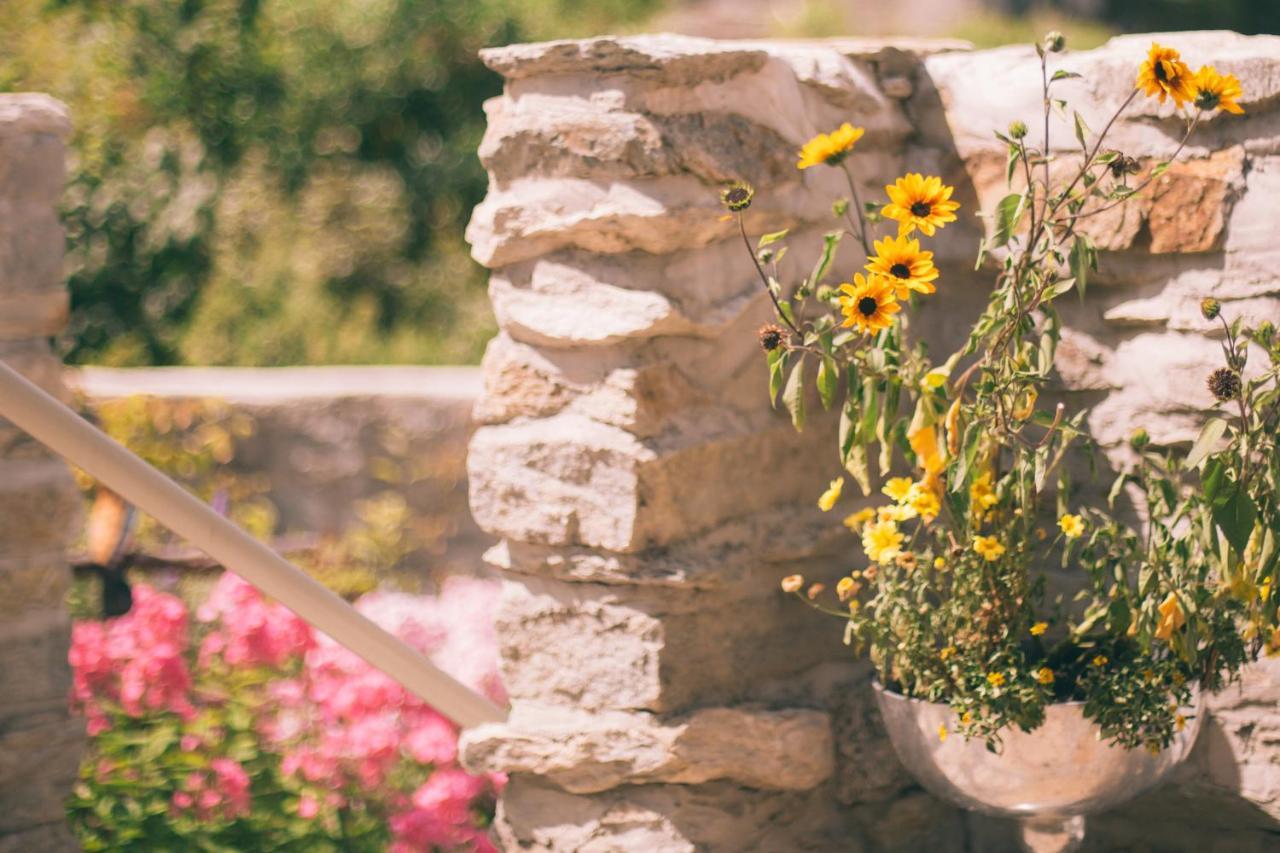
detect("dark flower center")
(857, 296), (879, 316)
(910, 201), (932, 217)
(726, 188), (749, 204)
(889, 263), (911, 279)
(1195, 90), (1220, 110)
(1154, 60), (1168, 82)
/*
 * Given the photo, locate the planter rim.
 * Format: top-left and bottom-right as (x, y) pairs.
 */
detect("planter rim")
(872, 677), (1091, 710)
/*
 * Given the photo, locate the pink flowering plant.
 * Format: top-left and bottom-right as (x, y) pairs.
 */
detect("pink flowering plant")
(67, 573), (505, 851)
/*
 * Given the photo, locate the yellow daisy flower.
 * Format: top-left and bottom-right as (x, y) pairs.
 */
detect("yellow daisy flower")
(906, 483), (940, 521)
(933, 556), (947, 571)
(1030, 621), (1048, 636)
(1035, 667), (1055, 685)
(920, 369), (948, 391)
(843, 507), (876, 531)
(862, 520), (904, 564)
(882, 476), (915, 502)
(939, 645), (957, 661)
(1136, 43), (1194, 107)
(1058, 514), (1085, 539)
(1191, 65), (1244, 114)
(973, 535), (1006, 562)
(866, 234), (940, 298)
(836, 576), (861, 601)
(818, 477), (844, 512)
(1154, 591), (1186, 641)
(986, 671), (1006, 687)
(837, 273), (901, 335)
(882, 173), (960, 237)
(1092, 654), (1109, 667)
(970, 471), (999, 513)
(796, 122), (865, 169)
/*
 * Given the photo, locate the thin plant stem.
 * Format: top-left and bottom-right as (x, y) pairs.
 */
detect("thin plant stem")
(839, 160), (873, 255)
(738, 212), (802, 337)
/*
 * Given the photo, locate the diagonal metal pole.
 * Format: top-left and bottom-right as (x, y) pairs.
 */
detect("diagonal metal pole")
(0, 360), (506, 728)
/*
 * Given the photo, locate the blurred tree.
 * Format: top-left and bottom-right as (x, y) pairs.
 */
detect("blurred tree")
(0, 0), (662, 365)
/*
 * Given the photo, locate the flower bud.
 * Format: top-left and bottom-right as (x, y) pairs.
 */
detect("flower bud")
(720, 181), (754, 212)
(1008, 120), (1028, 140)
(1044, 31), (1066, 53)
(1199, 297), (1221, 321)
(832, 198), (849, 217)
(1129, 428), (1150, 450)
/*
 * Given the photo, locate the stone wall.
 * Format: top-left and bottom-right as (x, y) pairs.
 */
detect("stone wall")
(462, 32), (1280, 851)
(71, 366), (491, 580)
(0, 95), (84, 851)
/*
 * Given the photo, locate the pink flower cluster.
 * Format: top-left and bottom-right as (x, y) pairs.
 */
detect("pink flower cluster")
(196, 572), (314, 668)
(261, 578), (506, 852)
(69, 585), (195, 735)
(172, 758), (252, 821)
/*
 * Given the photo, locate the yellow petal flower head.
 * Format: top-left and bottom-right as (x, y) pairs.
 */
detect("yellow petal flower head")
(973, 535), (1006, 562)
(1092, 654), (1109, 667)
(866, 234), (940, 298)
(1191, 65), (1245, 115)
(1036, 667), (1055, 685)
(862, 520), (904, 564)
(797, 122), (865, 169)
(970, 471), (999, 513)
(939, 645), (956, 661)
(1136, 43), (1194, 107)
(836, 576), (862, 602)
(877, 504), (908, 523)
(882, 476), (915, 502)
(1155, 591), (1187, 641)
(837, 273), (901, 335)
(986, 671), (1006, 687)
(818, 477), (844, 512)
(906, 483), (940, 521)
(882, 173), (960, 237)
(1030, 621), (1048, 636)
(843, 507), (876, 531)
(1058, 513), (1085, 539)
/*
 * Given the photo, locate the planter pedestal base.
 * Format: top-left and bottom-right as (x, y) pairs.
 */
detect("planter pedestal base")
(1020, 815), (1084, 853)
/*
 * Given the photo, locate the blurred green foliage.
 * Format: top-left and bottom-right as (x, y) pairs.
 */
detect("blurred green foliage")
(0, 0), (660, 366)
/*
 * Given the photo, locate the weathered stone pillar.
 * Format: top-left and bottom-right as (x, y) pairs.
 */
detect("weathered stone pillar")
(0, 95), (84, 851)
(463, 31), (1280, 851)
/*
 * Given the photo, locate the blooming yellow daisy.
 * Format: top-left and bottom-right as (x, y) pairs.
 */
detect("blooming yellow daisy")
(1191, 65), (1244, 114)
(1136, 43), (1194, 107)
(877, 504), (908, 523)
(1030, 621), (1048, 636)
(866, 234), (940, 298)
(837, 273), (901, 334)
(836, 576), (861, 601)
(1154, 591), (1186, 641)
(796, 122), (865, 169)
(906, 483), (940, 521)
(842, 507), (876, 531)
(862, 520), (904, 564)
(973, 535), (1006, 562)
(970, 471), (999, 513)
(882, 173), (960, 237)
(1035, 667), (1055, 685)
(1058, 513), (1085, 539)
(986, 671), (1006, 687)
(818, 477), (844, 512)
(882, 476), (915, 502)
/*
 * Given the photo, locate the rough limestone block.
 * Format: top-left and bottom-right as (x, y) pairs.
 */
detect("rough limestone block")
(0, 616), (74, 714)
(0, 710), (85, 834)
(0, 553), (73, 621)
(0, 458), (82, 558)
(461, 704), (834, 793)
(0, 95), (69, 295)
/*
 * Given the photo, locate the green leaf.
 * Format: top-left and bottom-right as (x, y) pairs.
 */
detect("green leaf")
(1202, 456), (1225, 504)
(817, 355), (838, 411)
(991, 193), (1025, 247)
(1213, 483), (1258, 556)
(1043, 277), (1076, 301)
(777, 298), (796, 326)
(784, 356), (806, 431)
(1185, 417), (1227, 470)
(1069, 235), (1093, 302)
(1150, 161), (1171, 179)
(806, 230), (843, 289)
(845, 444), (872, 496)
(1052, 69), (1082, 81)
(1005, 143), (1020, 185)
(757, 229), (789, 248)
(767, 348), (786, 407)
(1073, 110), (1090, 150)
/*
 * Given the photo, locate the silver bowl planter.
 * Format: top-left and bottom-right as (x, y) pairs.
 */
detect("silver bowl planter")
(873, 682), (1204, 852)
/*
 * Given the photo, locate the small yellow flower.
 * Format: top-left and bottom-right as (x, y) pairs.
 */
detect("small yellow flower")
(882, 173), (960, 237)
(906, 483), (940, 521)
(1030, 621), (1048, 637)
(1092, 654), (1109, 667)
(862, 520), (904, 564)
(836, 576), (861, 602)
(1035, 667), (1055, 685)
(939, 645), (957, 661)
(780, 574), (805, 593)
(877, 504), (908, 523)
(797, 122), (865, 169)
(806, 583), (825, 600)
(882, 477), (915, 502)
(843, 507), (876, 531)
(970, 471), (999, 513)
(973, 535), (1006, 562)
(987, 671), (1006, 687)
(960, 711), (973, 725)
(921, 370), (948, 391)
(837, 273), (901, 335)
(818, 477), (844, 512)
(1058, 514), (1085, 539)
(866, 234), (940, 298)
(933, 556), (947, 571)
(938, 724), (948, 743)
(1191, 65), (1244, 114)
(1136, 43), (1194, 107)
(1155, 591), (1186, 642)
(848, 599), (861, 614)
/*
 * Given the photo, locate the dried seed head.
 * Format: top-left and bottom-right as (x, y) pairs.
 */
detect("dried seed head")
(1108, 153), (1141, 178)
(720, 181), (754, 212)
(758, 324), (787, 352)
(1207, 367), (1241, 402)
(1200, 297), (1221, 321)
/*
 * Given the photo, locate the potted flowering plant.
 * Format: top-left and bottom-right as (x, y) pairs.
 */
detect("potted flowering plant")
(727, 33), (1274, 846)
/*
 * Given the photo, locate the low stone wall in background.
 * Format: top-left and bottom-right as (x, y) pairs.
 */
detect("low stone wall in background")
(461, 31), (1280, 852)
(71, 366), (492, 582)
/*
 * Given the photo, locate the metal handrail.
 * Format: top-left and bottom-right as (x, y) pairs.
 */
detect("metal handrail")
(0, 360), (507, 729)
